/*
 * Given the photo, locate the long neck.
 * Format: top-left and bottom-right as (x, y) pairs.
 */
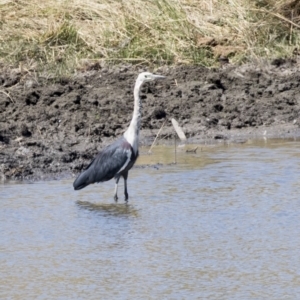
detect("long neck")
(130, 80), (142, 132)
(124, 79), (143, 153)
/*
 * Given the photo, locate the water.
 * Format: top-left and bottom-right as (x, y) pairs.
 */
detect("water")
(1, 139), (300, 299)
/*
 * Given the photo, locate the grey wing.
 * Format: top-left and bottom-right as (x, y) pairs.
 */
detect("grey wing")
(73, 138), (132, 190)
(91, 144), (131, 182)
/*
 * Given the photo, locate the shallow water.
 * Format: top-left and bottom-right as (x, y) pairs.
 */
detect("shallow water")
(1, 139), (300, 299)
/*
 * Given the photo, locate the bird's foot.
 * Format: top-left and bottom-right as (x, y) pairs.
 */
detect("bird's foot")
(114, 195), (118, 202)
(124, 193), (128, 203)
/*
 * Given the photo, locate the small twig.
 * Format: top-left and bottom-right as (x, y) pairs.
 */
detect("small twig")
(290, 10), (294, 46)
(37, 126), (42, 137)
(174, 134), (177, 164)
(100, 58), (151, 62)
(251, 8), (300, 30)
(0, 90), (14, 103)
(148, 120), (166, 154)
(186, 147), (198, 153)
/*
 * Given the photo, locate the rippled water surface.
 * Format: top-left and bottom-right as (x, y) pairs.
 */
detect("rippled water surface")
(2, 139), (300, 299)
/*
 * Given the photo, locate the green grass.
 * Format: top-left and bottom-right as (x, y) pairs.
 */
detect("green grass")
(0, 0), (299, 76)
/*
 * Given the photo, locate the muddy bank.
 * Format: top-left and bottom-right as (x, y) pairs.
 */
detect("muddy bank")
(1, 62), (300, 181)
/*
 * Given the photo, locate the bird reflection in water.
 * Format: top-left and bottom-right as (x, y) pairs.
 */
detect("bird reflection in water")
(76, 200), (139, 218)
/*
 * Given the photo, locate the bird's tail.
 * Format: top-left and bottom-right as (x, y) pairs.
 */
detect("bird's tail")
(73, 169), (92, 190)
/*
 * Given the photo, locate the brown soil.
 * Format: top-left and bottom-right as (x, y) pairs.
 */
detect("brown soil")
(1, 61), (300, 181)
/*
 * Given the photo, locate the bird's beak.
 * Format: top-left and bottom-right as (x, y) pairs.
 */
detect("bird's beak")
(153, 74), (165, 79)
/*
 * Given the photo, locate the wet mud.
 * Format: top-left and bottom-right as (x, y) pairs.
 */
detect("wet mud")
(1, 61), (300, 180)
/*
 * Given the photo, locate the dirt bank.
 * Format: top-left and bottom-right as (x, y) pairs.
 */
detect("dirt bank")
(1, 61), (300, 181)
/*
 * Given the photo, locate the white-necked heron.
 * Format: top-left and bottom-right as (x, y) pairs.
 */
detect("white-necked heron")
(73, 72), (165, 202)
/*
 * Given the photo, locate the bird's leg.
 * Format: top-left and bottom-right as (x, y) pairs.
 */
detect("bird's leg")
(114, 184), (118, 202)
(114, 176), (120, 202)
(124, 179), (128, 202)
(123, 171), (129, 202)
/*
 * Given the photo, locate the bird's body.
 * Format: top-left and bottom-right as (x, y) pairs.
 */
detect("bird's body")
(73, 136), (138, 190)
(73, 72), (165, 201)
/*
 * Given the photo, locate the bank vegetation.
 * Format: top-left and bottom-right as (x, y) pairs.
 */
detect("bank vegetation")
(1, 0), (300, 76)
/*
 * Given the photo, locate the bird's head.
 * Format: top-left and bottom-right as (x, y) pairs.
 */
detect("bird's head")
(137, 72), (165, 83)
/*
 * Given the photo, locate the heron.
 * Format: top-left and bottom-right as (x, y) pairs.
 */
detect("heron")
(73, 72), (165, 202)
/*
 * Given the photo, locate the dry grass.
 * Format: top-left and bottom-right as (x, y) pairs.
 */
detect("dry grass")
(0, 0), (300, 76)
